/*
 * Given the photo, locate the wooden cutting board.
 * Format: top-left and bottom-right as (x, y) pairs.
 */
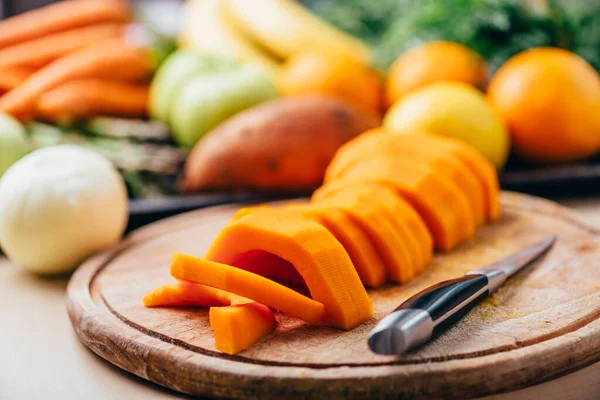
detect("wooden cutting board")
(66, 192), (600, 400)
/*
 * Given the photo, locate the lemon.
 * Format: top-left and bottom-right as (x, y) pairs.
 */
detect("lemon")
(383, 82), (510, 169)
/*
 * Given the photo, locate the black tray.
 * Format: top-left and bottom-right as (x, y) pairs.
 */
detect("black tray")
(128, 156), (600, 231)
(500, 155), (600, 198)
(127, 190), (311, 232)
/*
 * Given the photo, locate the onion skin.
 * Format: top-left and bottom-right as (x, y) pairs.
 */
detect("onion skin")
(0, 145), (128, 275)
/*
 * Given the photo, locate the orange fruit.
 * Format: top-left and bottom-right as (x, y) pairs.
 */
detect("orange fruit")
(385, 41), (488, 106)
(488, 47), (600, 163)
(278, 51), (383, 114)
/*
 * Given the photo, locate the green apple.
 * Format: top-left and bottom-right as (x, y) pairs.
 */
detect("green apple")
(170, 65), (279, 148)
(149, 50), (238, 123)
(0, 113), (30, 177)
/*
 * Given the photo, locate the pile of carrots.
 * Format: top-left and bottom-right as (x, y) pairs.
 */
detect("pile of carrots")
(0, 0), (153, 123)
(144, 128), (501, 355)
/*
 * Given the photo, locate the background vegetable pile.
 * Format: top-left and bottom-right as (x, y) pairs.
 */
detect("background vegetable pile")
(0, 0), (188, 197)
(2, 0), (600, 203)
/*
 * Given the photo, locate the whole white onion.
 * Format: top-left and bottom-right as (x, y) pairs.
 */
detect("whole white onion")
(0, 145), (128, 275)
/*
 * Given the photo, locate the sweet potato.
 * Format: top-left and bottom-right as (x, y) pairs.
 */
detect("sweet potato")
(181, 96), (380, 192)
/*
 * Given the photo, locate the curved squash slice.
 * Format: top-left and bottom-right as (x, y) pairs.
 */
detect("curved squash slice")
(278, 204), (387, 287)
(335, 159), (475, 251)
(210, 302), (276, 355)
(204, 214), (372, 329)
(233, 204), (387, 288)
(314, 182), (433, 274)
(325, 132), (486, 226)
(318, 207), (387, 287)
(395, 133), (501, 222)
(317, 186), (420, 278)
(171, 253), (326, 325)
(315, 191), (414, 283)
(324, 128), (381, 181)
(143, 282), (236, 307)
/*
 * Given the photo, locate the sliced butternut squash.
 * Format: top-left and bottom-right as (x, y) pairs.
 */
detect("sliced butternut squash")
(144, 282), (276, 355)
(324, 132), (486, 226)
(204, 214), (372, 329)
(314, 189), (414, 283)
(143, 282), (236, 307)
(171, 253), (326, 325)
(314, 182), (433, 274)
(279, 204), (388, 287)
(233, 203), (387, 288)
(318, 185), (420, 278)
(334, 159), (475, 251)
(402, 133), (501, 222)
(209, 302), (276, 355)
(318, 207), (387, 287)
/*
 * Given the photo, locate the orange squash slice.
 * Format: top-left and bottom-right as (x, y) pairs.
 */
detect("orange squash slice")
(317, 186), (421, 277)
(203, 214), (372, 329)
(144, 281), (276, 355)
(334, 158), (475, 251)
(394, 133), (501, 221)
(314, 182), (433, 274)
(231, 205), (271, 222)
(313, 189), (413, 283)
(324, 131), (486, 226)
(317, 207), (387, 287)
(209, 302), (276, 355)
(143, 282), (236, 307)
(279, 204), (387, 287)
(232, 203), (387, 288)
(170, 253), (326, 325)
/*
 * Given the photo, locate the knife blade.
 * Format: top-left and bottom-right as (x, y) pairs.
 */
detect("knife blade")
(368, 235), (557, 355)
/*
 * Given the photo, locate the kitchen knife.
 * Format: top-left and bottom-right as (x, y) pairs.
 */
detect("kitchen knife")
(368, 235), (557, 355)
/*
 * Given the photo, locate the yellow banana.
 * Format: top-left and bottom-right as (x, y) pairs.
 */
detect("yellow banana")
(225, 0), (371, 63)
(178, 0), (279, 76)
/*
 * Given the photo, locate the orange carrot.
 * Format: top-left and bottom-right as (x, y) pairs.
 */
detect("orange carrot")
(0, 38), (153, 120)
(36, 79), (149, 123)
(0, 66), (35, 93)
(0, 23), (125, 70)
(0, 0), (130, 49)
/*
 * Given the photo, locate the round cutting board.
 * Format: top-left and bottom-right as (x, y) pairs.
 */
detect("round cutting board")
(67, 192), (600, 399)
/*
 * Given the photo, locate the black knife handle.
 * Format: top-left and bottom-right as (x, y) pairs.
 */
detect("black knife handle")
(396, 274), (490, 321)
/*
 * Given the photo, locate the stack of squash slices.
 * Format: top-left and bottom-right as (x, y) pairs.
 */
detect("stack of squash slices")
(144, 128), (501, 355)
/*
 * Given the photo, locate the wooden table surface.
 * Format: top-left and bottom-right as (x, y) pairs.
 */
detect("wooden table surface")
(3, 197), (600, 400)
